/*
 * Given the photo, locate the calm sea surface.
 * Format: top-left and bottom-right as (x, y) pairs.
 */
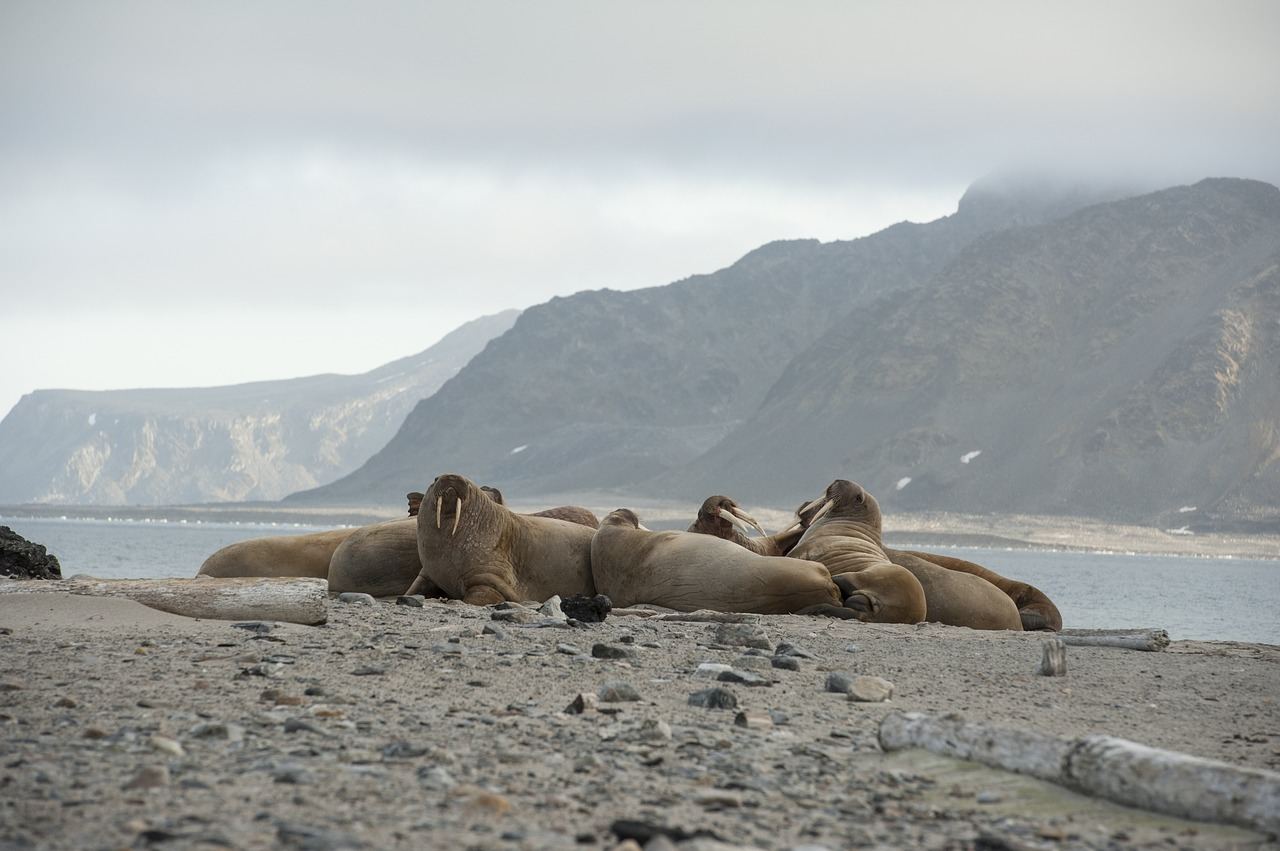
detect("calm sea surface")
(4, 516), (1277, 645)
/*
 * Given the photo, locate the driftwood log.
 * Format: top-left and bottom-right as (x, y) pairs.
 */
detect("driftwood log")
(1059, 628), (1170, 651)
(0, 577), (328, 625)
(879, 711), (1280, 835)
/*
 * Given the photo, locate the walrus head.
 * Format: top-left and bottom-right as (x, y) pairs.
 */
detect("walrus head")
(404, 477), (506, 596)
(690, 495), (768, 540)
(406, 492), (425, 517)
(799, 480), (883, 533)
(480, 485), (505, 505)
(602, 508), (649, 530)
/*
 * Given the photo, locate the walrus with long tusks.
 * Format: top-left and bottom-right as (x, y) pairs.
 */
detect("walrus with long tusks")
(197, 527), (358, 579)
(792, 481), (1020, 629)
(687, 495), (804, 556)
(792, 495), (1061, 631)
(788, 481), (928, 624)
(591, 509), (864, 617)
(405, 473), (596, 604)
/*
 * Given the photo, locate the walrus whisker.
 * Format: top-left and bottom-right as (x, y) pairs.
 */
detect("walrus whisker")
(452, 497), (463, 536)
(436, 496), (443, 530)
(729, 505), (768, 537)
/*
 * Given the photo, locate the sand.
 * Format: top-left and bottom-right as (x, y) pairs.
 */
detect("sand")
(1, 591), (1277, 850)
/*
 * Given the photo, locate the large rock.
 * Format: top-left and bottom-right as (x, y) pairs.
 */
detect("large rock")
(0, 527), (62, 580)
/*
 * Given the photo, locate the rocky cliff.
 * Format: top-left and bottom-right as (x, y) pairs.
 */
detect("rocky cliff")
(0, 310), (519, 504)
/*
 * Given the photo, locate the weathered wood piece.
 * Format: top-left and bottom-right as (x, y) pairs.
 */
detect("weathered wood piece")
(0, 577), (328, 625)
(1039, 637), (1067, 676)
(1059, 628), (1170, 651)
(879, 711), (1280, 834)
(652, 610), (764, 624)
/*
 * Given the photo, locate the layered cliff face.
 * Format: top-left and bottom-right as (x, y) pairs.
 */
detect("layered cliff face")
(0, 310), (518, 505)
(292, 176), (1145, 507)
(668, 179), (1280, 529)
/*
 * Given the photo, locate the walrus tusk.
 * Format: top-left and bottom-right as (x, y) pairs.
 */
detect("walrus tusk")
(775, 520), (802, 536)
(717, 507), (756, 537)
(808, 498), (835, 525)
(797, 496), (824, 518)
(436, 496), (443, 530)
(638, 523), (651, 531)
(729, 505), (768, 537)
(405, 574), (426, 596)
(451, 497), (463, 536)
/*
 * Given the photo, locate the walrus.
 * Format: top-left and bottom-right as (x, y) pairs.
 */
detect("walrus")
(687, 495), (804, 556)
(478, 486), (600, 528)
(793, 482), (1020, 629)
(788, 481), (928, 624)
(792, 494), (1061, 631)
(328, 517), (443, 598)
(591, 509), (863, 617)
(197, 527), (357, 579)
(405, 473), (596, 604)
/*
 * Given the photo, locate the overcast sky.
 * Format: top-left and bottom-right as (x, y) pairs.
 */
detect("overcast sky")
(2, 0), (1278, 419)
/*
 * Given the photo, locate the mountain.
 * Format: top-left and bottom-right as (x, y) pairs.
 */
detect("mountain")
(0, 310), (519, 505)
(292, 175), (1142, 507)
(664, 178), (1280, 530)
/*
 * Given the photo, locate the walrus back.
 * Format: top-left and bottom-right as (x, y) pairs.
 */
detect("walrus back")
(197, 527), (356, 579)
(328, 518), (421, 597)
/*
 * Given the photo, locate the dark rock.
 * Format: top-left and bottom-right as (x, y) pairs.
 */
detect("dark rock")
(773, 642), (815, 659)
(276, 820), (366, 850)
(351, 666), (385, 676)
(0, 526), (61, 580)
(771, 655), (801, 671)
(825, 672), (853, 694)
(716, 669), (769, 687)
(231, 622), (274, 634)
(591, 643), (635, 660)
(382, 741), (428, 759)
(561, 594), (612, 623)
(395, 595), (425, 608)
(609, 820), (723, 845)
(481, 624), (507, 638)
(283, 718), (322, 735)
(687, 688), (737, 710)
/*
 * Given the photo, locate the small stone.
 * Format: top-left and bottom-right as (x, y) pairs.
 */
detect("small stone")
(54, 696), (77, 708)
(303, 685), (326, 696)
(597, 681), (641, 702)
(382, 741), (429, 759)
(283, 718), (322, 735)
(492, 607), (540, 624)
(482, 624), (508, 638)
(717, 669), (768, 687)
(847, 675), (894, 703)
(713, 623), (772, 651)
(773, 642), (815, 659)
(351, 665), (385, 676)
(976, 790), (1003, 804)
(561, 594), (612, 623)
(417, 764), (456, 790)
(149, 735), (184, 757)
(843, 643), (862, 653)
(592, 643), (636, 660)
(557, 643), (584, 656)
(231, 621), (274, 634)
(0, 682), (21, 692)
(768, 709), (790, 726)
(770, 656), (800, 671)
(824, 672), (853, 694)
(566, 692), (600, 714)
(241, 663), (284, 679)
(694, 662), (734, 679)
(396, 595), (425, 608)
(82, 726), (108, 739)
(694, 790), (742, 808)
(337, 592), (376, 606)
(621, 718), (672, 743)
(1039, 638), (1067, 677)
(734, 711), (773, 731)
(538, 595), (566, 620)
(122, 765), (169, 790)
(271, 764), (311, 785)
(189, 722), (245, 743)
(687, 688), (738, 710)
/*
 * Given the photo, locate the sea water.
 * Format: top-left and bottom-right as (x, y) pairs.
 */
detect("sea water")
(3, 515), (1277, 645)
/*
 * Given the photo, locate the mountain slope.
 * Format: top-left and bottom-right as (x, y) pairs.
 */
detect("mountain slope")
(667, 179), (1280, 528)
(293, 177), (1138, 505)
(0, 310), (519, 505)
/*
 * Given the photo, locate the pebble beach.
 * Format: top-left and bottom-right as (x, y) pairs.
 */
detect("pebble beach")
(2, 591), (1278, 850)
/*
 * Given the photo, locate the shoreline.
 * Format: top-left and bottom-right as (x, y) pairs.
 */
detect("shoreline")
(5, 502), (1277, 561)
(1, 592), (1277, 849)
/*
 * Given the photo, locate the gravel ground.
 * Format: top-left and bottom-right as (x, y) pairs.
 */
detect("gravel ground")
(1, 593), (1278, 851)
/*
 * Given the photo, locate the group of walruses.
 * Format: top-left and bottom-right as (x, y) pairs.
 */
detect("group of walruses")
(198, 474), (1061, 631)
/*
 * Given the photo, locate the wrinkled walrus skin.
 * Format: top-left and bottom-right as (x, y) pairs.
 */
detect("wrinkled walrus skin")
(410, 473), (596, 605)
(886, 548), (1061, 631)
(197, 527), (357, 579)
(592, 509), (860, 618)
